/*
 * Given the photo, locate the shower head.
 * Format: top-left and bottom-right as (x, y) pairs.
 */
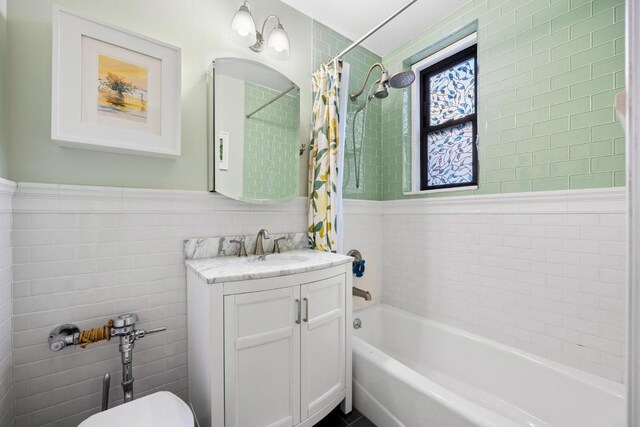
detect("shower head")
(374, 81), (389, 99)
(374, 69), (390, 98)
(350, 63), (415, 102)
(388, 69), (415, 88)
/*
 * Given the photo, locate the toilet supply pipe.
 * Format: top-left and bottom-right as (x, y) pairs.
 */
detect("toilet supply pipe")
(48, 313), (166, 404)
(102, 373), (110, 411)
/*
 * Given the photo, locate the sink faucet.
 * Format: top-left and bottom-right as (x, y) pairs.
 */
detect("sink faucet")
(255, 229), (271, 256)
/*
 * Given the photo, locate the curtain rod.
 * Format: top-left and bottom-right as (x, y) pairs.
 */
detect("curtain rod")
(246, 84), (298, 119)
(325, 0), (418, 67)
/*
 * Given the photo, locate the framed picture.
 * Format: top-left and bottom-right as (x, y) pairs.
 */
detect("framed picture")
(52, 5), (181, 158)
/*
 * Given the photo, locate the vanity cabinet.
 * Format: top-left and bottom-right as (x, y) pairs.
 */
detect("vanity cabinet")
(186, 254), (352, 427)
(224, 286), (301, 427)
(300, 276), (346, 419)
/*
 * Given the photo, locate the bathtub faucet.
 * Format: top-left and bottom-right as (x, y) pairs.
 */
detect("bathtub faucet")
(353, 287), (372, 301)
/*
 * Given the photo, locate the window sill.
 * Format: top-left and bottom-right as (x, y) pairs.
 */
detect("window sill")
(403, 185), (478, 196)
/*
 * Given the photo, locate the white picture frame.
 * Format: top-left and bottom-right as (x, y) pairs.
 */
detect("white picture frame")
(51, 5), (182, 158)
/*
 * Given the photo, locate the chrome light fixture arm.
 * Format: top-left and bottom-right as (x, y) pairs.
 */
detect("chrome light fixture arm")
(250, 15), (281, 53)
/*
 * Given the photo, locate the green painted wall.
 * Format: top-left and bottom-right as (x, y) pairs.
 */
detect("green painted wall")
(0, 0), (7, 179)
(6, 0), (313, 192)
(4, 0), (627, 197)
(243, 81), (299, 201)
(381, 0), (626, 200)
(312, 21), (383, 201)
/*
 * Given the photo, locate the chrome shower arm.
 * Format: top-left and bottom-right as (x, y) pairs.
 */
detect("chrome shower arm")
(350, 63), (386, 101)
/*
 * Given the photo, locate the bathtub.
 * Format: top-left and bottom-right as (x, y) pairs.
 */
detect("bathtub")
(352, 304), (625, 427)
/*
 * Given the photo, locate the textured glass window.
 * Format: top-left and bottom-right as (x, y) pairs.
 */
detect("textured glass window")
(419, 44), (478, 190)
(429, 58), (475, 126)
(426, 122), (474, 187)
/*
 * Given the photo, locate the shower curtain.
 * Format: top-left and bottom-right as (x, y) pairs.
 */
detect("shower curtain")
(308, 60), (345, 252)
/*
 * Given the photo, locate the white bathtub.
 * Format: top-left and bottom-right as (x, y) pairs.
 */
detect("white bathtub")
(352, 304), (625, 427)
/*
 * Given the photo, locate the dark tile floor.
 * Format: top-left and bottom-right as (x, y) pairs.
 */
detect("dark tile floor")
(314, 406), (377, 427)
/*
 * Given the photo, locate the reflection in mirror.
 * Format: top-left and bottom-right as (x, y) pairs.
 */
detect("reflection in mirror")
(209, 57), (300, 203)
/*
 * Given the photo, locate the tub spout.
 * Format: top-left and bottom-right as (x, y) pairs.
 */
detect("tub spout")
(353, 287), (372, 301)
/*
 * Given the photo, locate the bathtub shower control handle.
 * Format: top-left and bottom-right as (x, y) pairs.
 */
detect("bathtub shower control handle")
(295, 299), (301, 324)
(303, 298), (309, 323)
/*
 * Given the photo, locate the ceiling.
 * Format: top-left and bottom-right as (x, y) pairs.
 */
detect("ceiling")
(280, 0), (472, 57)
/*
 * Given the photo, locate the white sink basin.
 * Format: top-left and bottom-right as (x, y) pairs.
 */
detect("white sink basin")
(245, 254), (309, 266)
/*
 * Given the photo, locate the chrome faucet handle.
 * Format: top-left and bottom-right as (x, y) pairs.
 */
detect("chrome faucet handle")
(272, 237), (286, 254)
(230, 239), (247, 257)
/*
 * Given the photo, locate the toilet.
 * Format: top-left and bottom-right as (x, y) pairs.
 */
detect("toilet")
(79, 391), (194, 427)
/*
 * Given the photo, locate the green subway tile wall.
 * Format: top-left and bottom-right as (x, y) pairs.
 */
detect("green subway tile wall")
(380, 0), (626, 200)
(312, 21), (383, 200)
(243, 81), (299, 201)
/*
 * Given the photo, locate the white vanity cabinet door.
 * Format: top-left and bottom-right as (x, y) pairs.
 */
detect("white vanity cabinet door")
(224, 286), (301, 427)
(300, 274), (346, 420)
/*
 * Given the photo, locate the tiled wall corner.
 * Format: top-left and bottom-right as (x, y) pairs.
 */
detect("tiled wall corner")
(312, 21), (383, 201)
(343, 200), (383, 311)
(0, 179), (15, 427)
(381, 0), (626, 200)
(381, 188), (627, 382)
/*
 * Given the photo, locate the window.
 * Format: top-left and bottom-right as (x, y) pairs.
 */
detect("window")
(420, 45), (477, 191)
(409, 33), (478, 194)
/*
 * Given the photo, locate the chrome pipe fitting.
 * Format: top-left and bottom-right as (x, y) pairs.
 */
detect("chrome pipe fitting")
(48, 324), (81, 351)
(102, 373), (111, 411)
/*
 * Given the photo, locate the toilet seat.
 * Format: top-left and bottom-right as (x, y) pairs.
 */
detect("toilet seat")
(78, 391), (194, 427)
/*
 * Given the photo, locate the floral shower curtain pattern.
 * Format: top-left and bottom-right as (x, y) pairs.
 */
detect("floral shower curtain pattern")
(308, 61), (342, 252)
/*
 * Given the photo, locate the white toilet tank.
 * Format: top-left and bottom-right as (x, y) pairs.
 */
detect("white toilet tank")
(79, 391), (194, 427)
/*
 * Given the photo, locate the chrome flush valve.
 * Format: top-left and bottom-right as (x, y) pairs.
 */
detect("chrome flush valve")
(111, 313), (167, 402)
(48, 312), (166, 404)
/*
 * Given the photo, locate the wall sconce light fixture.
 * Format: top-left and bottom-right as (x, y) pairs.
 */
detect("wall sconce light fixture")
(230, 1), (290, 60)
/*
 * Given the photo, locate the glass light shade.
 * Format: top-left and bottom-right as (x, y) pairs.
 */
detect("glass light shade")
(230, 5), (257, 47)
(266, 24), (290, 60)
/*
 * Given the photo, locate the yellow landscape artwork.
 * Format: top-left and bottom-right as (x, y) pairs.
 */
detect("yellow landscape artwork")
(98, 54), (148, 123)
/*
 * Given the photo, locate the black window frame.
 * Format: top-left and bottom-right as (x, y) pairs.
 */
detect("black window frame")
(419, 44), (478, 191)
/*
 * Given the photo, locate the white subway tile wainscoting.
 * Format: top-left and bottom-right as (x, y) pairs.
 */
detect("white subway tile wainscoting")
(11, 183), (307, 426)
(382, 188), (627, 383)
(4, 183), (628, 425)
(9, 183), (380, 426)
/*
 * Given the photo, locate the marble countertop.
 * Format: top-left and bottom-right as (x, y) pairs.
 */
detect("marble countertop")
(185, 249), (353, 284)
